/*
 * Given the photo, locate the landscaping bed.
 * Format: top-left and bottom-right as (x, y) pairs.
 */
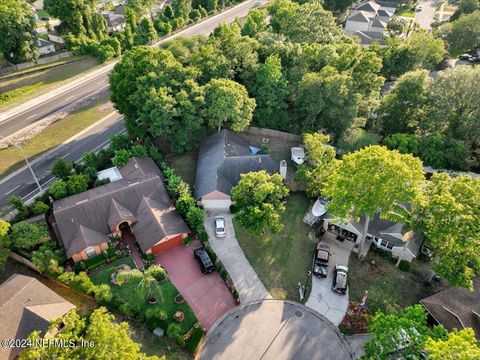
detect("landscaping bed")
(348, 249), (448, 315)
(90, 257), (201, 351)
(234, 192), (315, 300)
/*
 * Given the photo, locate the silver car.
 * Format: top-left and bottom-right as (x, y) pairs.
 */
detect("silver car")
(214, 216), (226, 237)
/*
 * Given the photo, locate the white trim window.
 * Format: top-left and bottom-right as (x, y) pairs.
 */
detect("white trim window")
(85, 247), (97, 258)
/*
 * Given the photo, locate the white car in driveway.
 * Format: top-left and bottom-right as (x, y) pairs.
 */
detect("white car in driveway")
(214, 215), (226, 237)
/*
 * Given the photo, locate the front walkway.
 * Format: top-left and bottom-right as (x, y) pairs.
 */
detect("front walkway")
(305, 234), (351, 325)
(120, 231), (144, 269)
(155, 239), (236, 330)
(204, 211), (271, 304)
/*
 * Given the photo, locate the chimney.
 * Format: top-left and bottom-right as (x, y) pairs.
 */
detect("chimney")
(280, 160), (287, 180)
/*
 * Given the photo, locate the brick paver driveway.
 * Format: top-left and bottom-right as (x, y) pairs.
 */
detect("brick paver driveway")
(305, 235), (351, 325)
(155, 239), (236, 330)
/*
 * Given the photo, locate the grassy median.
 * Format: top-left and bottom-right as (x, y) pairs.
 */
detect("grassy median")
(0, 99), (114, 177)
(0, 55), (100, 109)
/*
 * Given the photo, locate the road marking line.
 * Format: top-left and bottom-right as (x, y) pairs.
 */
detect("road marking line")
(25, 113), (38, 120)
(61, 152), (71, 159)
(65, 95), (74, 101)
(4, 184), (22, 196)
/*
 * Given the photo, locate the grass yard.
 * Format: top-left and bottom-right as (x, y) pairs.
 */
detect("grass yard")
(234, 192), (315, 300)
(90, 257), (198, 335)
(396, 5), (416, 17)
(164, 151), (197, 187)
(0, 55), (100, 109)
(348, 249), (448, 315)
(0, 97), (114, 177)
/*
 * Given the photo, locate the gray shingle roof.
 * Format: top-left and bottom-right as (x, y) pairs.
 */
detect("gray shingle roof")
(0, 274), (75, 360)
(377, 9), (393, 18)
(66, 225), (108, 257)
(352, 30), (386, 45)
(348, 11), (372, 23)
(194, 130), (278, 200)
(53, 157), (189, 255)
(102, 13), (125, 28)
(371, 19), (387, 29)
(356, 1), (381, 13)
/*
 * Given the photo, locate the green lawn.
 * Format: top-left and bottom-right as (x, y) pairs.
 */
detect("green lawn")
(0, 55), (100, 109)
(164, 151), (197, 187)
(396, 5), (416, 17)
(348, 249), (448, 315)
(36, 9), (51, 18)
(0, 97), (114, 177)
(90, 257), (198, 335)
(234, 192), (315, 300)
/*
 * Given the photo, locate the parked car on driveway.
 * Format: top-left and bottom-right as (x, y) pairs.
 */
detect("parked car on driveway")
(194, 247), (215, 274)
(416, 5), (423, 11)
(313, 244), (330, 278)
(459, 53), (474, 61)
(332, 265), (348, 295)
(214, 215), (226, 237)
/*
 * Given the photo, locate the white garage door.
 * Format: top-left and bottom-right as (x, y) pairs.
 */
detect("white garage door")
(201, 199), (232, 209)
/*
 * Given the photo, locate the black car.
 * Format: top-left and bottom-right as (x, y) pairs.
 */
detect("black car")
(312, 244), (330, 278)
(193, 247), (215, 274)
(332, 265), (348, 295)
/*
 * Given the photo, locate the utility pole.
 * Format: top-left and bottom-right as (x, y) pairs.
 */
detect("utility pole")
(0, 136), (43, 193)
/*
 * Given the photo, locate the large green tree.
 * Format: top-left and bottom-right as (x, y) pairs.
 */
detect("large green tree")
(0, 220), (11, 269)
(0, 0), (38, 64)
(295, 66), (358, 139)
(323, 146), (425, 257)
(232, 170), (289, 234)
(203, 78), (255, 131)
(134, 18), (157, 45)
(20, 308), (163, 360)
(10, 222), (48, 250)
(252, 54), (290, 130)
(241, 9), (267, 37)
(445, 11), (480, 55)
(364, 305), (447, 359)
(421, 173), (480, 289)
(424, 328), (480, 360)
(173, 0), (192, 19)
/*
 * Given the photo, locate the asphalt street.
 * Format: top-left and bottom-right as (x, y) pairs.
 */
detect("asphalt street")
(0, 112), (124, 209)
(415, 0), (437, 30)
(0, 0), (268, 138)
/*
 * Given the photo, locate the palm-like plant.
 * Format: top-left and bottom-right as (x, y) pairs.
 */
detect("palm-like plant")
(116, 265), (167, 302)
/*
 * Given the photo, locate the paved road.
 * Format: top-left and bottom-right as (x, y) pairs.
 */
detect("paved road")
(0, 0), (268, 138)
(415, 0), (437, 29)
(0, 112), (124, 209)
(204, 211), (271, 304)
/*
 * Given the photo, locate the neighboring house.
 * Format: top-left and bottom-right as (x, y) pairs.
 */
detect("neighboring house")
(37, 38), (56, 56)
(102, 12), (126, 32)
(421, 277), (480, 339)
(195, 130), (279, 209)
(0, 274), (75, 360)
(323, 213), (423, 261)
(344, 1), (394, 45)
(47, 30), (65, 45)
(51, 157), (190, 262)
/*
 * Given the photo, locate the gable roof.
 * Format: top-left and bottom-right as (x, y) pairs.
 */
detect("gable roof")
(37, 38), (53, 48)
(421, 278), (480, 338)
(194, 130), (278, 200)
(0, 274), (75, 360)
(348, 10), (373, 23)
(353, 30), (386, 45)
(371, 19), (387, 29)
(377, 8), (394, 18)
(53, 157), (189, 255)
(356, 1), (381, 12)
(102, 13), (125, 28)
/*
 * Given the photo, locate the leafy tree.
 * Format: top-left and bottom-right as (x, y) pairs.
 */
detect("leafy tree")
(364, 305), (447, 359)
(190, 43), (233, 84)
(0, 220), (11, 269)
(186, 206), (205, 232)
(31, 241), (65, 277)
(269, 0), (342, 44)
(20, 308), (164, 360)
(322, 0), (355, 12)
(445, 11), (480, 55)
(8, 195), (30, 220)
(387, 17), (408, 36)
(451, 0), (479, 20)
(134, 18), (157, 45)
(112, 149), (131, 167)
(31, 200), (50, 216)
(10, 222), (48, 250)
(241, 9), (267, 37)
(424, 328), (480, 360)
(0, 0), (38, 64)
(295, 66), (358, 139)
(421, 173), (480, 289)
(67, 174), (89, 195)
(297, 132), (337, 197)
(163, 4), (173, 18)
(252, 54), (290, 130)
(337, 128), (380, 153)
(189, 8), (201, 21)
(173, 0), (192, 19)
(51, 159), (74, 180)
(378, 69), (432, 136)
(49, 180), (68, 200)
(384, 133), (420, 156)
(232, 170), (289, 233)
(323, 146), (425, 257)
(203, 78), (255, 131)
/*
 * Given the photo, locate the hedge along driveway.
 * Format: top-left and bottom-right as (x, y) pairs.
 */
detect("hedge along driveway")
(155, 239), (236, 330)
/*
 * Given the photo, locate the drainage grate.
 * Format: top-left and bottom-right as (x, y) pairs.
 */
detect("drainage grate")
(295, 310), (304, 318)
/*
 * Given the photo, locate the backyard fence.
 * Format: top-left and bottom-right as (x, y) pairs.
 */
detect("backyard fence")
(246, 127), (302, 142)
(0, 52), (72, 75)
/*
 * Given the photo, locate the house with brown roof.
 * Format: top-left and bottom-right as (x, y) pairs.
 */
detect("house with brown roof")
(0, 274), (76, 360)
(51, 157), (190, 262)
(421, 278), (480, 339)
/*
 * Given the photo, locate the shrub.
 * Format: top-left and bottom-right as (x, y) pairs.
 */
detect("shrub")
(398, 260), (411, 272)
(182, 237), (191, 246)
(189, 9), (201, 21)
(197, 229), (208, 243)
(112, 149), (131, 167)
(186, 207), (205, 232)
(10, 222), (48, 250)
(119, 302), (140, 317)
(8, 195), (30, 220)
(205, 244), (217, 263)
(166, 175), (182, 198)
(31, 241), (66, 277)
(146, 307), (168, 324)
(129, 144), (148, 158)
(49, 180), (68, 200)
(148, 265), (167, 282)
(176, 194), (196, 217)
(94, 284), (113, 303)
(51, 159), (73, 180)
(167, 323), (183, 340)
(185, 324), (204, 353)
(66, 174), (89, 195)
(31, 200), (49, 215)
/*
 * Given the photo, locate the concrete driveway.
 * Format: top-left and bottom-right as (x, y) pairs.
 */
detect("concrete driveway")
(415, 0), (438, 29)
(155, 239), (236, 330)
(204, 211), (271, 303)
(305, 236), (351, 325)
